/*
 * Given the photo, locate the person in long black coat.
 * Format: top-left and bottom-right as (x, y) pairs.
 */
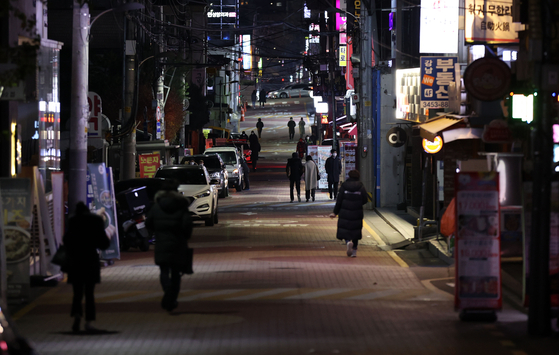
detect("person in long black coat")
(249, 131), (260, 171)
(286, 152), (304, 202)
(64, 201), (110, 332)
(146, 180), (193, 312)
(325, 149), (342, 199)
(329, 170), (368, 257)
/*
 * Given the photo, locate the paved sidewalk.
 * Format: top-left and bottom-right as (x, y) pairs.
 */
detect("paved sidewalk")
(370, 206), (527, 310)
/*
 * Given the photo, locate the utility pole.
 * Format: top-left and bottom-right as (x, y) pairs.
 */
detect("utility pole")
(155, 6), (166, 141)
(121, 14), (137, 180)
(527, 0), (552, 336)
(358, 2), (375, 209)
(328, 14), (337, 151)
(69, 0), (89, 213)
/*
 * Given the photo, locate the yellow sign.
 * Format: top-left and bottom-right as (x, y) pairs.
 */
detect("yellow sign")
(422, 136), (443, 154)
(339, 45), (347, 67)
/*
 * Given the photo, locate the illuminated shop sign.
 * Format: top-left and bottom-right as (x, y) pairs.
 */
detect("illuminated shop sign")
(207, 11), (236, 18)
(396, 68), (425, 121)
(423, 136), (443, 154)
(511, 94), (533, 124)
(420, 56), (458, 109)
(242, 34), (252, 71)
(309, 24), (320, 44)
(419, 0), (459, 54)
(465, 0), (519, 44)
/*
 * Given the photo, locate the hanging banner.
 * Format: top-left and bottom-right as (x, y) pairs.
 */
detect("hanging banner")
(0, 178), (32, 300)
(87, 163), (120, 260)
(420, 56), (458, 109)
(342, 142), (357, 180)
(139, 153), (161, 178)
(523, 182), (559, 307)
(454, 172), (501, 311)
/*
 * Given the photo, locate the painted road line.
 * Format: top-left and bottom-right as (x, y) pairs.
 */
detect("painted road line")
(387, 251), (409, 268)
(179, 289), (245, 301)
(226, 288), (297, 300)
(346, 289), (401, 300)
(283, 288), (353, 300)
(12, 286), (61, 320)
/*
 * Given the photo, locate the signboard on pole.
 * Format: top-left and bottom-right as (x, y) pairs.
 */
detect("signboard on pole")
(87, 163), (120, 260)
(420, 56), (458, 109)
(454, 172), (501, 311)
(139, 153), (161, 178)
(87, 92), (102, 137)
(0, 178), (32, 300)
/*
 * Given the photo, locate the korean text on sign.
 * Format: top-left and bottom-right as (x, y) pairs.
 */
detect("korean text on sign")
(420, 56), (457, 109)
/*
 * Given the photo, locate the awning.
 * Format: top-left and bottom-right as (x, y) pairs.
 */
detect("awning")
(348, 125), (357, 136)
(417, 116), (464, 142)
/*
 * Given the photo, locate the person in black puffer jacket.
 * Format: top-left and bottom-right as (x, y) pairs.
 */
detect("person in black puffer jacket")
(329, 170), (368, 257)
(146, 180), (193, 312)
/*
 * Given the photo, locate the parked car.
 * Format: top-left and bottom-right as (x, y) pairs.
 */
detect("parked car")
(181, 154), (229, 198)
(204, 146), (245, 192)
(154, 165), (219, 226)
(267, 83), (312, 99)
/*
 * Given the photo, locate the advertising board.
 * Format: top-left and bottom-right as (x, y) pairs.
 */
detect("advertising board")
(420, 57), (458, 109)
(454, 172), (502, 311)
(465, 0), (519, 44)
(87, 163), (120, 260)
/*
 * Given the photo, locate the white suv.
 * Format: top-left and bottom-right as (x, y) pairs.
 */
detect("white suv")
(204, 147), (244, 192)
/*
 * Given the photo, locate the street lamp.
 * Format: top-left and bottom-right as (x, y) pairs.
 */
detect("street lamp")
(68, 1), (144, 215)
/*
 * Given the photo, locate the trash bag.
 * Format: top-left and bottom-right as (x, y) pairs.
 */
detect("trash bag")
(440, 197), (456, 238)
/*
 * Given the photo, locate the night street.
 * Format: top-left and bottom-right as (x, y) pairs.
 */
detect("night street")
(7, 103), (557, 355)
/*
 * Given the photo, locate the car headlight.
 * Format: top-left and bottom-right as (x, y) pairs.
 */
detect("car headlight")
(194, 190), (211, 199)
(232, 168), (239, 177)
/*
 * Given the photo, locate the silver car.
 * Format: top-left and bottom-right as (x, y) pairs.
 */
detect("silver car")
(267, 83), (313, 99)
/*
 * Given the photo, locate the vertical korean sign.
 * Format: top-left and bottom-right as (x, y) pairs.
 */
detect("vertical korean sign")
(87, 163), (120, 260)
(455, 172), (501, 311)
(0, 178), (32, 300)
(420, 56), (458, 109)
(139, 153), (161, 178)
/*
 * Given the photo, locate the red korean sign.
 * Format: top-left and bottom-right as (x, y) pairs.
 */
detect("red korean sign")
(139, 153), (160, 178)
(454, 172), (502, 311)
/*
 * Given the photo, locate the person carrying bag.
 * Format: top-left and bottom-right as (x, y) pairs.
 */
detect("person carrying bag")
(146, 179), (194, 312)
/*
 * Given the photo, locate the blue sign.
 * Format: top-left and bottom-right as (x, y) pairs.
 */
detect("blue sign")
(87, 163), (120, 260)
(420, 56), (458, 109)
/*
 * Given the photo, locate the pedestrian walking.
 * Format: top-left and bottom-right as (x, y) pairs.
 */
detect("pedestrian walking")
(286, 152), (303, 202)
(249, 131), (260, 171)
(304, 155), (319, 202)
(329, 169), (368, 257)
(240, 131), (248, 140)
(241, 156), (250, 190)
(251, 89), (257, 108)
(325, 149), (342, 199)
(296, 138), (307, 159)
(287, 117), (296, 140)
(146, 180), (193, 312)
(259, 89), (267, 107)
(256, 118), (264, 138)
(298, 117), (306, 139)
(64, 201), (111, 333)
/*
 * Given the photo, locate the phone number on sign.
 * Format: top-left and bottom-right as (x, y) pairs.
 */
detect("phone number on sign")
(421, 101), (449, 108)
